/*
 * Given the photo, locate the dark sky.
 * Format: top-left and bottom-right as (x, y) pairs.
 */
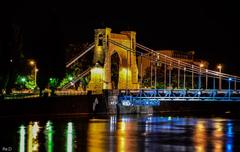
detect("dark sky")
(3, 1), (240, 74)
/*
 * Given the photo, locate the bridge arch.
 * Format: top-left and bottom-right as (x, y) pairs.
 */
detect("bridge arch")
(88, 27), (139, 92)
(111, 51), (120, 89)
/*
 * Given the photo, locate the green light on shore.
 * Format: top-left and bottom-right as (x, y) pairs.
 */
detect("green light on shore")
(68, 76), (73, 81)
(21, 77), (26, 82)
(19, 125), (26, 152)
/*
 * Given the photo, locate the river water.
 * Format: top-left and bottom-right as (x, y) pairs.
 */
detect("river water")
(0, 114), (239, 152)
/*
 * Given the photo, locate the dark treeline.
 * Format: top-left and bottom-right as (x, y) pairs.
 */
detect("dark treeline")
(0, 2), (65, 95)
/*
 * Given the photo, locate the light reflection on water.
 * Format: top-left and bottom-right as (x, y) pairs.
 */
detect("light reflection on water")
(66, 122), (74, 152)
(44, 121), (53, 152)
(87, 119), (107, 152)
(6, 115), (240, 151)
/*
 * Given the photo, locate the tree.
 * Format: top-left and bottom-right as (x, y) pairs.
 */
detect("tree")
(28, 7), (66, 96)
(0, 21), (24, 94)
(59, 43), (93, 90)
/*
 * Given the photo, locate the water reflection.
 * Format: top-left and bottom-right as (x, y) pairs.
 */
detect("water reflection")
(226, 121), (233, 152)
(44, 121), (53, 152)
(87, 119), (107, 152)
(118, 116), (138, 152)
(66, 122), (74, 152)
(28, 121), (40, 152)
(212, 120), (224, 152)
(117, 120), (126, 152)
(14, 115), (239, 152)
(19, 125), (26, 152)
(194, 120), (207, 152)
(109, 116), (117, 151)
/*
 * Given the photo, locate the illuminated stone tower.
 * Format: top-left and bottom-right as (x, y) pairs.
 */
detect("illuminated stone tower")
(87, 27), (139, 92)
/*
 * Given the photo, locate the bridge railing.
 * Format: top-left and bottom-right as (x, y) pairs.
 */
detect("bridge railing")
(119, 88), (240, 98)
(118, 89), (240, 106)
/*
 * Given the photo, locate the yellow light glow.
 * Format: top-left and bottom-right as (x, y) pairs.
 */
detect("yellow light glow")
(91, 67), (103, 74)
(90, 67), (104, 82)
(119, 68), (132, 89)
(116, 119), (137, 152)
(193, 120), (206, 152)
(117, 122), (126, 152)
(87, 120), (107, 152)
(217, 64), (222, 70)
(28, 121), (40, 152)
(29, 60), (35, 66)
(200, 63), (204, 68)
(212, 121), (223, 152)
(28, 122), (33, 152)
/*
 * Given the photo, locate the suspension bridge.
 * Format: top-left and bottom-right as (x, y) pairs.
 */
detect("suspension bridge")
(62, 27), (240, 107)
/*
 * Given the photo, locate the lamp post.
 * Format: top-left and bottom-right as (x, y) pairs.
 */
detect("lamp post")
(206, 69), (208, 90)
(155, 62), (157, 89)
(217, 64), (222, 90)
(199, 63), (204, 89)
(192, 65), (194, 89)
(213, 76), (216, 90)
(164, 56), (167, 89)
(228, 77), (232, 100)
(178, 61), (180, 89)
(140, 53), (143, 88)
(183, 67), (186, 89)
(29, 60), (38, 88)
(169, 64), (172, 88)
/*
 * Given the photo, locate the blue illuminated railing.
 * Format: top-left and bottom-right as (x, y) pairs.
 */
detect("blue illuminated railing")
(118, 89), (240, 106)
(120, 96), (160, 106)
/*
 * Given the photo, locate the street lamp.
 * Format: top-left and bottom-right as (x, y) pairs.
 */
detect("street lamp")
(192, 65), (194, 89)
(29, 60), (38, 88)
(178, 60), (180, 89)
(206, 69), (208, 90)
(199, 63), (204, 89)
(228, 77), (232, 100)
(183, 67), (186, 89)
(217, 64), (222, 90)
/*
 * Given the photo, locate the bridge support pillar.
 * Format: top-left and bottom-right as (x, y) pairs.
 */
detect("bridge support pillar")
(88, 27), (139, 92)
(87, 63), (104, 94)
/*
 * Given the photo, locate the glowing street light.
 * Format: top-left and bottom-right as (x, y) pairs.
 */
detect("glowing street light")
(217, 64), (222, 90)
(29, 60), (35, 66)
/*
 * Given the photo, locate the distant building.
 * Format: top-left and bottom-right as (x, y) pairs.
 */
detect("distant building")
(138, 49), (209, 76)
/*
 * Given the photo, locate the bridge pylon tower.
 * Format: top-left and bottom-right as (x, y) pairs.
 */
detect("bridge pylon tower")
(87, 27), (139, 92)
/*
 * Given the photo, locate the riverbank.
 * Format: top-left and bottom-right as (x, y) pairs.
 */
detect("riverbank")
(1, 95), (240, 118)
(0, 95), (106, 118)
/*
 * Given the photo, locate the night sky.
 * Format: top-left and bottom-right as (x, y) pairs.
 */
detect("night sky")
(2, 1), (240, 74)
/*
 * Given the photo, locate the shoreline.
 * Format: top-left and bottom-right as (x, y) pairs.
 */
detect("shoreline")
(1, 95), (240, 119)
